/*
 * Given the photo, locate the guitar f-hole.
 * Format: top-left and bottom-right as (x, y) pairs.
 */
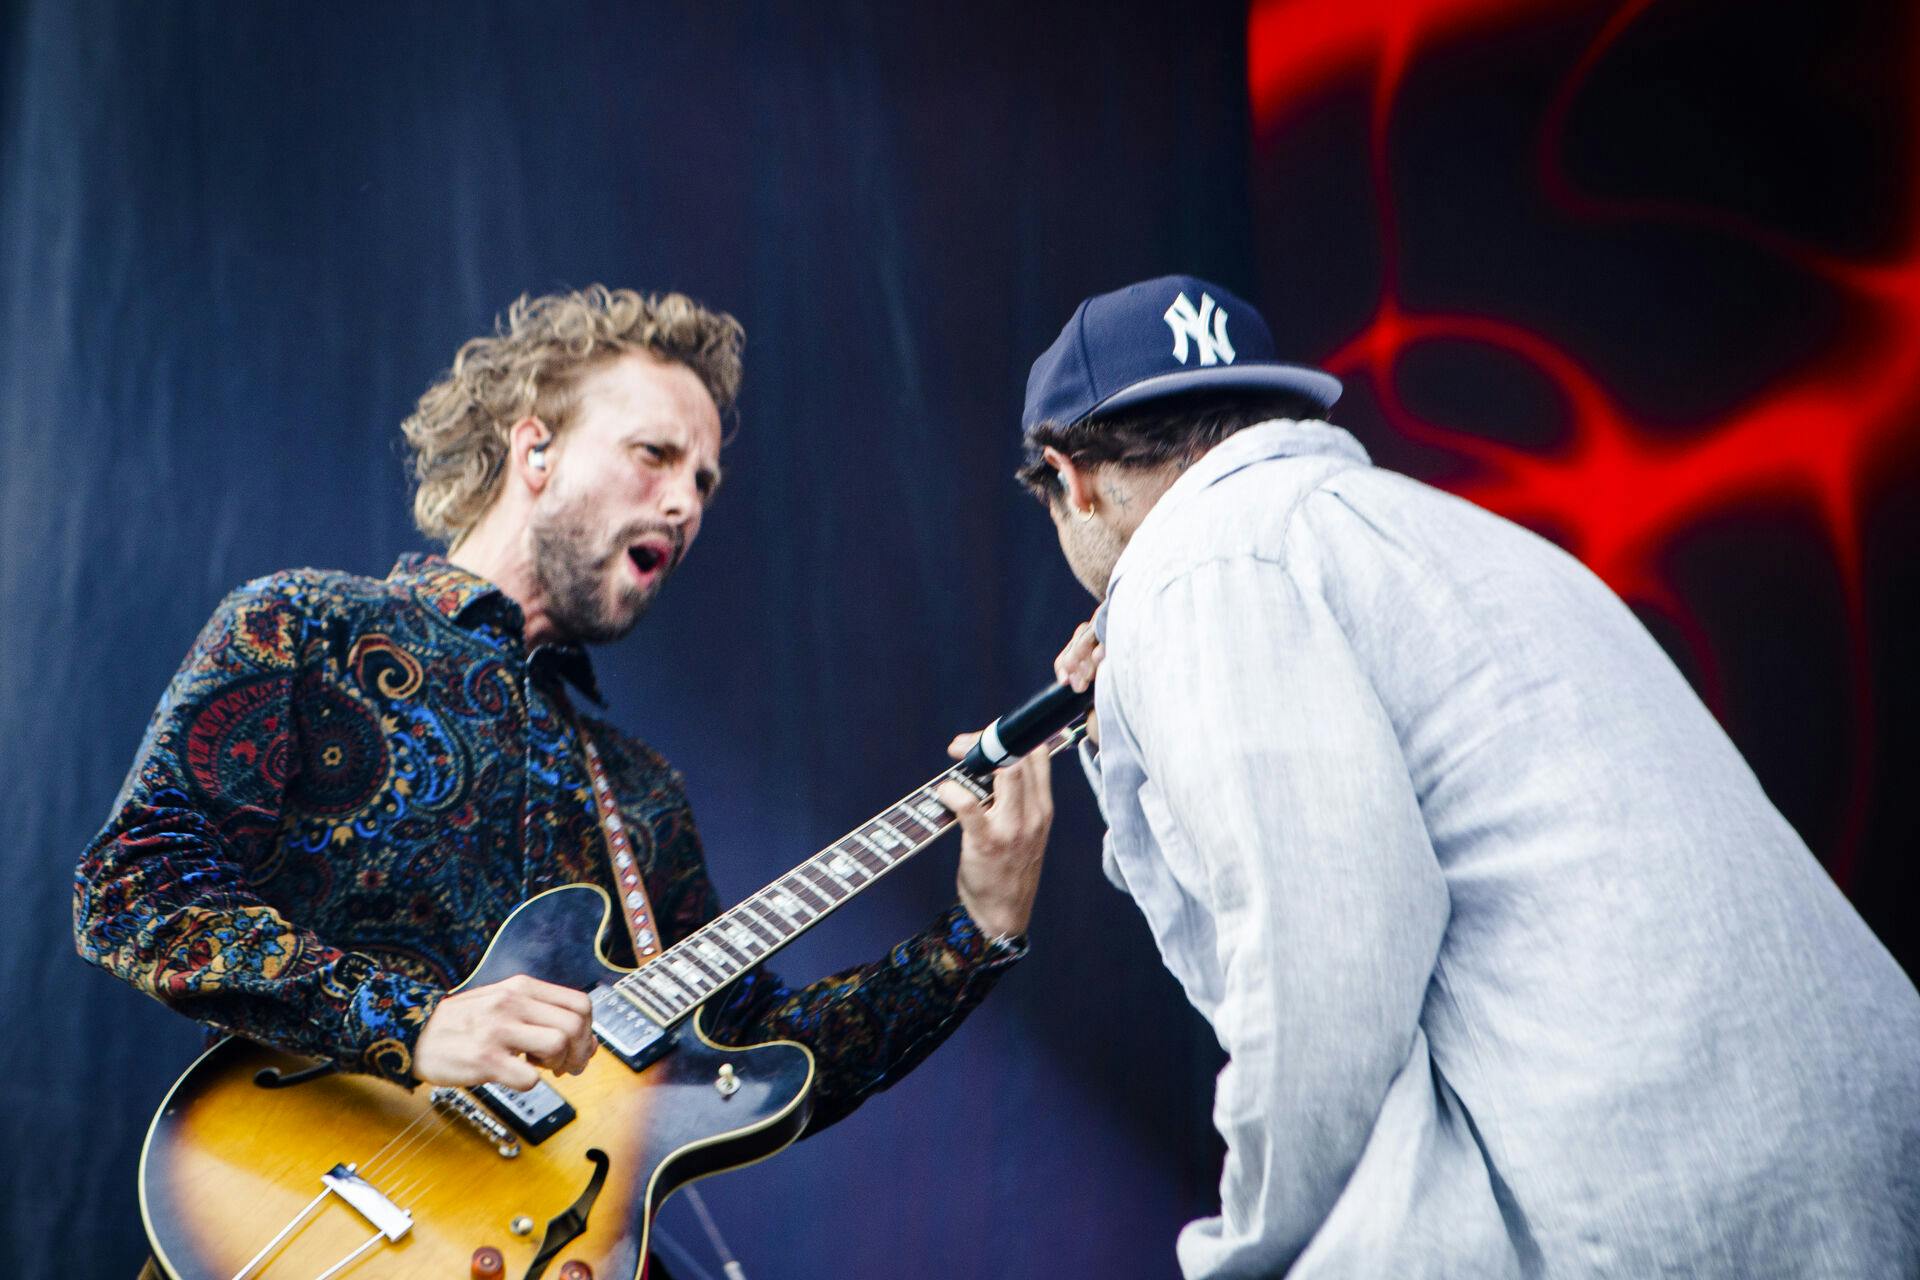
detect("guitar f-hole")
(524, 1148), (610, 1280)
(251, 1061), (338, 1090)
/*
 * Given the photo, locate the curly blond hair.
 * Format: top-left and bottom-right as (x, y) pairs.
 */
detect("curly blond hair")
(402, 285), (744, 545)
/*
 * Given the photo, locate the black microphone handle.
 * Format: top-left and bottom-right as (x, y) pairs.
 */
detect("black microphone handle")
(958, 680), (1095, 778)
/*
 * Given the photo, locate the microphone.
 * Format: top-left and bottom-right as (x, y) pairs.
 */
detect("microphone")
(958, 680), (1096, 778)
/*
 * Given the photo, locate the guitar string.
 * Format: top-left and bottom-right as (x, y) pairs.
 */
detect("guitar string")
(372, 775), (976, 1214)
(219, 1107), (454, 1279)
(627, 761), (979, 1004)
(392, 1074), (591, 1209)
(377, 1111), (479, 1207)
(394, 1118), (528, 1211)
(202, 752), (1016, 1276)
(376, 1086), (508, 1189)
(615, 801), (949, 1020)
(314, 728), (1081, 1220)
(358, 1127), (467, 1218)
(354, 1087), (518, 1215)
(376, 1068), (598, 1203)
(355, 1083), (483, 1178)
(358, 1108), (461, 1185)
(613, 726), (1076, 1009)
(351, 1104), (457, 1179)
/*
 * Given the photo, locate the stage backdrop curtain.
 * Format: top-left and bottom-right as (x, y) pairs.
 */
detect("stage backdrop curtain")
(0, 3), (1250, 1276)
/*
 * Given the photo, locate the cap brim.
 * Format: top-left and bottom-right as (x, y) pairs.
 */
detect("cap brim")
(1088, 363), (1343, 421)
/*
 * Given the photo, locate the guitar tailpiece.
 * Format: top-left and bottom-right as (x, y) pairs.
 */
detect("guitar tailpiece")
(430, 1087), (522, 1158)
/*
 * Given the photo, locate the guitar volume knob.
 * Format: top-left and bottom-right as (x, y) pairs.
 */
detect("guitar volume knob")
(471, 1246), (504, 1278)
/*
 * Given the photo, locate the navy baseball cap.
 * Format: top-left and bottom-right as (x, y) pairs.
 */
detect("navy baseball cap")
(1022, 274), (1341, 431)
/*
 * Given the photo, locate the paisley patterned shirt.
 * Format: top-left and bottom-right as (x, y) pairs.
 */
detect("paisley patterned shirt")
(75, 555), (1020, 1132)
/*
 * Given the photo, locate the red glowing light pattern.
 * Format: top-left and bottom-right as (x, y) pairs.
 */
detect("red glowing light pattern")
(1249, 0), (1920, 883)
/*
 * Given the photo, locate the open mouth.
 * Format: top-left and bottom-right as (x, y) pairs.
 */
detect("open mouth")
(625, 536), (674, 584)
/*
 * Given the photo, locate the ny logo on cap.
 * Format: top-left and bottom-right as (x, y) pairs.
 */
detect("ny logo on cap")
(1163, 291), (1236, 367)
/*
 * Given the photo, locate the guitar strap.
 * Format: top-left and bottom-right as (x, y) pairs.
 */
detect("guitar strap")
(558, 695), (662, 962)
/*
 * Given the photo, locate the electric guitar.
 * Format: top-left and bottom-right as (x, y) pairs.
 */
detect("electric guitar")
(138, 688), (1088, 1280)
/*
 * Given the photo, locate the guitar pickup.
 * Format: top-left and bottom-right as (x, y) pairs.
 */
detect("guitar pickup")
(590, 984), (674, 1071)
(473, 1079), (575, 1146)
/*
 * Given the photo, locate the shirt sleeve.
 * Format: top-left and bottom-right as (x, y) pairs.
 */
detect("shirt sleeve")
(72, 581), (444, 1084)
(1110, 549), (1449, 1277)
(645, 788), (1024, 1136)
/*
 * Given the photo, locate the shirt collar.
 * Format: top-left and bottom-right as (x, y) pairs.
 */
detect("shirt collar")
(1096, 419), (1369, 625)
(387, 554), (607, 706)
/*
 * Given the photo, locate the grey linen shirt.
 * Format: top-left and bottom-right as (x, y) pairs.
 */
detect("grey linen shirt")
(1081, 419), (1920, 1278)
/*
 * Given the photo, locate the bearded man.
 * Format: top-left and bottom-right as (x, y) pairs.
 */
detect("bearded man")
(1031, 275), (1919, 1278)
(77, 285), (1052, 1277)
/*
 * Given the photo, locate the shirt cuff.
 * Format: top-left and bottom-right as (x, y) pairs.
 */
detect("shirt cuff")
(333, 955), (446, 1085)
(939, 902), (1030, 971)
(1077, 737), (1109, 824)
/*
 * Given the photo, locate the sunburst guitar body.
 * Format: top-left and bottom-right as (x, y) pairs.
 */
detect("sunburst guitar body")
(140, 884), (813, 1280)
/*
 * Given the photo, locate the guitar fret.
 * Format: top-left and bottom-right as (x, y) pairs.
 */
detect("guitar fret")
(719, 914), (768, 955)
(601, 725), (1083, 1030)
(883, 809), (927, 841)
(877, 814), (922, 844)
(821, 849), (867, 889)
(737, 898), (783, 936)
(681, 951), (729, 989)
(849, 831), (891, 866)
(613, 978), (676, 1025)
(783, 874), (832, 911)
(779, 880), (822, 916)
(635, 968), (690, 1012)
(693, 934), (743, 977)
(739, 901), (787, 943)
(638, 968), (685, 1008)
(795, 864), (847, 902)
(651, 963), (703, 1004)
(636, 991), (679, 1023)
(754, 893), (804, 932)
(665, 954), (711, 995)
(708, 939), (753, 974)
(671, 940), (722, 983)
(810, 859), (855, 894)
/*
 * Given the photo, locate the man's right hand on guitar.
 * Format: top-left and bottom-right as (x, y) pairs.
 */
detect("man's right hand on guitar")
(413, 974), (596, 1089)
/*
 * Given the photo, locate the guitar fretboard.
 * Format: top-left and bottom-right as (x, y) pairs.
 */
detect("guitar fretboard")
(609, 725), (1080, 1026)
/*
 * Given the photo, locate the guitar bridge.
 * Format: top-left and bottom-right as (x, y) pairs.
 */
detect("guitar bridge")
(227, 1163), (412, 1280)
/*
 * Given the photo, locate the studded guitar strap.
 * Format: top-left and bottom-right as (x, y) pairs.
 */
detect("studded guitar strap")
(560, 702), (662, 963)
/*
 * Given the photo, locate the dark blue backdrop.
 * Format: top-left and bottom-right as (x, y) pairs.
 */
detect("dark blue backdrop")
(1, 3), (1251, 1276)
